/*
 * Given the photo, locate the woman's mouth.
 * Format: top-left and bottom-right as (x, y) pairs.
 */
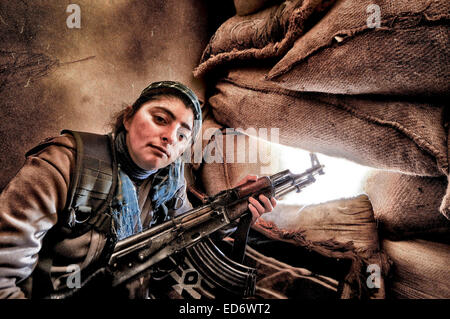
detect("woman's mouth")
(148, 144), (169, 157)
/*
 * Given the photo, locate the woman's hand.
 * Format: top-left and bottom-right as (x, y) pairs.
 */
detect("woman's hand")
(234, 175), (277, 225)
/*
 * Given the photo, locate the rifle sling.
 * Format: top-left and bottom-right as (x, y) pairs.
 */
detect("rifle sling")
(230, 212), (252, 264)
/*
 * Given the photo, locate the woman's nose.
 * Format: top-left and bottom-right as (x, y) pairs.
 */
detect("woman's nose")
(161, 125), (177, 145)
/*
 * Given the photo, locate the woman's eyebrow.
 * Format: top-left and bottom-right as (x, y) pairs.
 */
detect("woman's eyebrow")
(152, 106), (192, 132)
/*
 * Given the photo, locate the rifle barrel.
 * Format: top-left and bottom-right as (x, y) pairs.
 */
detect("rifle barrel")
(272, 165), (324, 199)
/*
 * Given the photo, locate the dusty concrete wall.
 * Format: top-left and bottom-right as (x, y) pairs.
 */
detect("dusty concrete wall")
(0, 0), (224, 190)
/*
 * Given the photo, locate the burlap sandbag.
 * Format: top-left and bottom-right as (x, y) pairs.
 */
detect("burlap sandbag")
(267, 0), (449, 96)
(207, 67), (449, 217)
(364, 171), (450, 240)
(382, 239), (450, 299)
(245, 245), (339, 299)
(195, 114), (282, 196)
(194, 0), (336, 78)
(256, 195), (391, 299)
(209, 67), (447, 176)
(234, 0), (284, 16)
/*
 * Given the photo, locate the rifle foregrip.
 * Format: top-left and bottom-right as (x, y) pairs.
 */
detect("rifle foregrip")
(236, 176), (272, 198)
(227, 176), (273, 221)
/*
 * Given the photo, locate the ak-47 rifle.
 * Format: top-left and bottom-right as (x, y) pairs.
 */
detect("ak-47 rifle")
(49, 153), (324, 299)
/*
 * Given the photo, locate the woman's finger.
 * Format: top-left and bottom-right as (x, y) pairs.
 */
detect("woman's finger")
(248, 203), (259, 224)
(248, 196), (265, 214)
(270, 197), (277, 208)
(258, 195), (274, 213)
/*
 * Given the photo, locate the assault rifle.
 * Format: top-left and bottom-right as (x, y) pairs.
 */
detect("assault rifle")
(49, 154), (324, 299)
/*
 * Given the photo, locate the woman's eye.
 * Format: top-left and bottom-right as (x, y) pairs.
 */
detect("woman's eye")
(154, 115), (167, 124)
(178, 133), (186, 141)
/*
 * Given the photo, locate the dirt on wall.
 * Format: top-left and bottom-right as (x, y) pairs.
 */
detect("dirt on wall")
(0, 0), (224, 190)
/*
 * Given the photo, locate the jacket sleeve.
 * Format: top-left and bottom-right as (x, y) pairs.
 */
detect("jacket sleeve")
(0, 136), (75, 298)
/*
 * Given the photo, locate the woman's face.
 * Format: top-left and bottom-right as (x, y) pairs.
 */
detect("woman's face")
(124, 95), (194, 170)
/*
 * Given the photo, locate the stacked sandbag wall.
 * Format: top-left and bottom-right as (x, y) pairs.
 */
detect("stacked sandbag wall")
(194, 0), (449, 298)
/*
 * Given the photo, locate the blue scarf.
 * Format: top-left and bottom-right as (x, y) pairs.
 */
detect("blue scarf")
(113, 131), (184, 236)
(111, 170), (143, 240)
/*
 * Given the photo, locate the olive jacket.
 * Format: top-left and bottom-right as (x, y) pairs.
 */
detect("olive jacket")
(0, 134), (192, 298)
